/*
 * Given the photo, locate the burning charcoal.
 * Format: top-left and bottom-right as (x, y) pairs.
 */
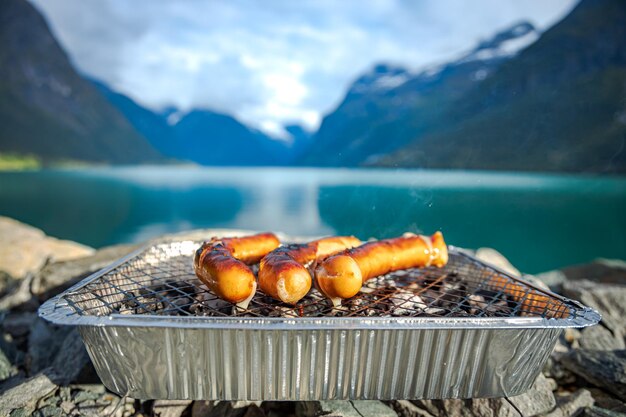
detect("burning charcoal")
(117, 305), (134, 315)
(160, 296), (194, 315)
(390, 291), (427, 315)
(468, 294), (487, 315)
(424, 307), (446, 315)
(476, 289), (499, 299)
(277, 307), (300, 318)
(360, 285), (377, 294)
(447, 310), (471, 317)
(193, 291), (231, 311)
(484, 300), (511, 315)
(173, 296), (193, 307)
(137, 287), (153, 297)
(298, 301), (330, 317)
(136, 300), (163, 314)
(420, 289), (440, 304)
(344, 296), (380, 316)
(163, 279), (198, 297)
(263, 305), (300, 318)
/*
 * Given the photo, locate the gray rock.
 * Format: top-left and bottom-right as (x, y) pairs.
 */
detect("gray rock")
(475, 248), (521, 277)
(191, 401), (216, 417)
(27, 318), (92, 384)
(561, 279), (626, 337)
(152, 400), (192, 417)
(297, 401), (397, 417)
(0, 271), (17, 298)
(28, 319), (72, 375)
(242, 405), (265, 417)
(33, 405), (64, 417)
(296, 401), (362, 417)
(196, 401), (248, 417)
(587, 388), (626, 413)
(534, 270), (568, 291)
(76, 392), (130, 417)
(50, 328), (91, 385)
(72, 389), (103, 404)
(2, 312), (37, 337)
(561, 350), (626, 401)
(260, 401), (297, 417)
(10, 409), (31, 417)
(32, 244), (138, 299)
(410, 374), (556, 417)
(387, 400), (434, 417)
(0, 346), (17, 382)
(59, 400), (75, 415)
(521, 274), (552, 291)
(0, 372), (57, 416)
(57, 386), (71, 402)
(0, 216), (93, 280)
(561, 259), (626, 285)
(544, 357), (578, 386)
(579, 325), (625, 351)
(582, 405), (626, 417)
(544, 389), (595, 417)
(352, 401), (398, 416)
(0, 334), (22, 373)
(0, 273), (36, 312)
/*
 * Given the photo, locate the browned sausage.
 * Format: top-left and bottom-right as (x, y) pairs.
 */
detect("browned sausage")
(315, 232), (448, 304)
(486, 273), (567, 317)
(193, 232), (280, 304)
(258, 236), (361, 304)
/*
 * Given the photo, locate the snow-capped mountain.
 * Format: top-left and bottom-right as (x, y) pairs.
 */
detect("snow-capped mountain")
(301, 0), (626, 174)
(301, 21), (541, 166)
(459, 22), (539, 63)
(349, 64), (411, 95)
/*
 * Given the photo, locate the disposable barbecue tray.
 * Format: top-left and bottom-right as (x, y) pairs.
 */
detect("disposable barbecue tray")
(39, 238), (600, 400)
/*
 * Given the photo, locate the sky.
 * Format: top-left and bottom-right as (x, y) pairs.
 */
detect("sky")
(30, 0), (578, 138)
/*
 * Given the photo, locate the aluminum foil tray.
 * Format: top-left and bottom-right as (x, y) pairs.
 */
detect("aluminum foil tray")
(39, 239), (600, 400)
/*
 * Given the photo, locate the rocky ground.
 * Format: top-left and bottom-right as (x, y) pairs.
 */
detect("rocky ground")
(0, 216), (625, 417)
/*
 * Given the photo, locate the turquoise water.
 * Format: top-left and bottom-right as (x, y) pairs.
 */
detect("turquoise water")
(0, 167), (624, 273)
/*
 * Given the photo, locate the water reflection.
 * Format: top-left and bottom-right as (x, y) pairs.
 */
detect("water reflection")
(0, 167), (624, 273)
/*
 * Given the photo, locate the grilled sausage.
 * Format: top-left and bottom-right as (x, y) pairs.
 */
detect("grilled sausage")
(315, 232), (448, 305)
(258, 236), (361, 304)
(193, 232), (280, 305)
(486, 274), (566, 317)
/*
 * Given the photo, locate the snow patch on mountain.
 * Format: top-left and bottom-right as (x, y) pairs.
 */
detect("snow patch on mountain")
(350, 64), (412, 94)
(459, 21), (540, 63)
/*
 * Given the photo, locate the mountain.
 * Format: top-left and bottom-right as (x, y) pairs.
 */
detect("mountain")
(378, 0), (626, 173)
(172, 110), (290, 165)
(94, 80), (301, 166)
(0, 0), (161, 164)
(300, 22), (540, 166)
(91, 80), (177, 158)
(284, 124), (314, 159)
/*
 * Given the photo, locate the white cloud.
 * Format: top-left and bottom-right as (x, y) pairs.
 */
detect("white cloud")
(28, 0), (578, 136)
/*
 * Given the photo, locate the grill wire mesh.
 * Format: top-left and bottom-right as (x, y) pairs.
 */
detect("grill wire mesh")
(62, 241), (577, 320)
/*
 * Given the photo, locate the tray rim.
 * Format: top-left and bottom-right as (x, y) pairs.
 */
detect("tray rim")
(38, 240), (601, 330)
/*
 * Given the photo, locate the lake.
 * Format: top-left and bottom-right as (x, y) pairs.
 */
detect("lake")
(0, 167), (624, 273)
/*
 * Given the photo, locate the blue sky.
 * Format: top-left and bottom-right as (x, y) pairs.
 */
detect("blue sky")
(30, 0), (577, 137)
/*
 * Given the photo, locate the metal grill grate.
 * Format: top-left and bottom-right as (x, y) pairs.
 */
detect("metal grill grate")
(61, 241), (577, 320)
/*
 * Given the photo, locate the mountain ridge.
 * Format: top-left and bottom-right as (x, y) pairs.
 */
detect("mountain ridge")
(94, 80), (309, 166)
(0, 0), (162, 164)
(376, 0), (626, 174)
(299, 21), (541, 167)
